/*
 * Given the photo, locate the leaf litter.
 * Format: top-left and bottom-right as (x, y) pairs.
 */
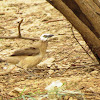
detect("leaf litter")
(0, 0), (100, 100)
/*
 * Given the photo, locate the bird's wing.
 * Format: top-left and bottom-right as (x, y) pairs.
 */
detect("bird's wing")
(11, 47), (40, 56)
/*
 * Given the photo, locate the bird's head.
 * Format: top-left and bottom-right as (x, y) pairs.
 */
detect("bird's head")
(40, 34), (54, 41)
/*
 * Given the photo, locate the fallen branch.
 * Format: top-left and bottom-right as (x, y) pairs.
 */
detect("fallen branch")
(0, 19), (39, 41)
(0, 36), (39, 41)
(44, 19), (66, 23)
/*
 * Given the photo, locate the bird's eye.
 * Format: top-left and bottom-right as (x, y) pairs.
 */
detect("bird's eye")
(43, 35), (47, 37)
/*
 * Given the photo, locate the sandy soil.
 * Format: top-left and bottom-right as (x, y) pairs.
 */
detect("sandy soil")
(0, 0), (100, 100)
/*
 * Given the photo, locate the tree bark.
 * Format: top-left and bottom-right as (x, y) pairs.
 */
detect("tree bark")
(74, 0), (100, 37)
(93, 0), (100, 8)
(46, 0), (100, 63)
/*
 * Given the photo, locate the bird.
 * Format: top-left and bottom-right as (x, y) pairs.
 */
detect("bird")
(0, 34), (54, 70)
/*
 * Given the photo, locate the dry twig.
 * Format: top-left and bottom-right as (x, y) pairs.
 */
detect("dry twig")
(44, 19), (66, 23)
(0, 19), (39, 41)
(71, 25), (95, 61)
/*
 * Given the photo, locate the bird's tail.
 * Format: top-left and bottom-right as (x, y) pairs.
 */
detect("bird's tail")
(0, 58), (5, 62)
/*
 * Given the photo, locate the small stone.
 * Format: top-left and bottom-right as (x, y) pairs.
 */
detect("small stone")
(38, 57), (55, 67)
(88, 87), (95, 92)
(91, 70), (99, 76)
(5, 44), (11, 47)
(3, 67), (7, 70)
(14, 87), (24, 93)
(48, 70), (54, 74)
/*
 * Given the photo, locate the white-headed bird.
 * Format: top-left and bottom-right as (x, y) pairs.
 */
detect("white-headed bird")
(0, 34), (54, 70)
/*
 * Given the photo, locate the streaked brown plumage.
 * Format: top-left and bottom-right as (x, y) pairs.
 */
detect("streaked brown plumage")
(11, 47), (39, 56)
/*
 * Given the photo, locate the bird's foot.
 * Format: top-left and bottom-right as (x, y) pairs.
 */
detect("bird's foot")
(16, 65), (34, 77)
(25, 70), (34, 77)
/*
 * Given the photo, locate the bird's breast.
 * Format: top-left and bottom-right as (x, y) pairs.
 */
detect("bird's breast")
(18, 55), (43, 69)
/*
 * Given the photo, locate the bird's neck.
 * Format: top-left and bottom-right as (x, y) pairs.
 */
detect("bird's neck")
(39, 40), (48, 57)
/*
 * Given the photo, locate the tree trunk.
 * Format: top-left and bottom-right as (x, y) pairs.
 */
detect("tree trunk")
(93, 0), (100, 8)
(46, 0), (100, 63)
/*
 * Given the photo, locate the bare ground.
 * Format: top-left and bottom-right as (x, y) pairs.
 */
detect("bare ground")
(0, 0), (100, 100)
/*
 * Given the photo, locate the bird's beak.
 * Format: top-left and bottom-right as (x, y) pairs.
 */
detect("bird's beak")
(48, 34), (54, 38)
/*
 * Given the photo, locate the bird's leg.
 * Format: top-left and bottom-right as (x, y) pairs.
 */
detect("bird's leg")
(27, 67), (34, 72)
(16, 65), (34, 77)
